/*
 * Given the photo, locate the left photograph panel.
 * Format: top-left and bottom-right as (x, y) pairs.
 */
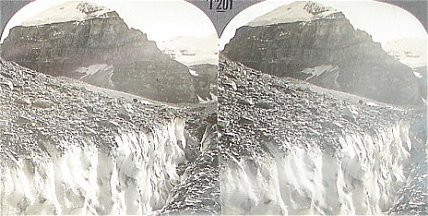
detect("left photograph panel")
(0, 0), (219, 214)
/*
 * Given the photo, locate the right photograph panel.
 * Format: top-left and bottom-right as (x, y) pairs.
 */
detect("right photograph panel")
(218, 0), (427, 215)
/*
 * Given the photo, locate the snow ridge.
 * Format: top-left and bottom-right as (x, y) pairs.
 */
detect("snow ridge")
(248, 1), (338, 27)
(21, 1), (112, 26)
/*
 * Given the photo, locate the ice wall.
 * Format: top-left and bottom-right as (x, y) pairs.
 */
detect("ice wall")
(221, 120), (413, 215)
(0, 119), (186, 215)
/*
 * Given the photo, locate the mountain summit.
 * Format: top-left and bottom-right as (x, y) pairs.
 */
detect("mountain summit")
(248, 1), (338, 26)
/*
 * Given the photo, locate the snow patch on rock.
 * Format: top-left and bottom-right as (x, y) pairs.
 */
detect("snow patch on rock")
(188, 69), (199, 77)
(76, 64), (112, 79)
(301, 65), (337, 79)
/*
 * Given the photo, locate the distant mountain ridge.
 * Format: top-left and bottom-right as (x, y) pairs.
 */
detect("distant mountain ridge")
(384, 38), (427, 69)
(159, 35), (218, 66)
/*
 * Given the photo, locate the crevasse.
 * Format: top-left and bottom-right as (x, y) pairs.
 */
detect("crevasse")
(221, 120), (413, 215)
(0, 118), (186, 215)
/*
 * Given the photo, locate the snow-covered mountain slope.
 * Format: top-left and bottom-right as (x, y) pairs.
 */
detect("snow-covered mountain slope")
(0, 58), (219, 214)
(248, 1), (338, 27)
(21, 1), (112, 26)
(384, 38), (427, 69)
(159, 35), (218, 66)
(218, 57), (427, 215)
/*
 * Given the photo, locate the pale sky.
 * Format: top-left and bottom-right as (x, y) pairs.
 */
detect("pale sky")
(219, 0), (428, 49)
(1, 0), (216, 44)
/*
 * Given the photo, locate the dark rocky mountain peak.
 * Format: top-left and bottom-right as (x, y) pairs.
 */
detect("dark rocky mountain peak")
(1, 1), (197, 103)
(224, 1), (422, 105)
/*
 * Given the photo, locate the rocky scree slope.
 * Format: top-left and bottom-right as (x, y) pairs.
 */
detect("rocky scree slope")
(223, 1), (421, 105)
(218, 56), (426, 215)
(1, 1), (196, 103)
(0, 58), (219, 214)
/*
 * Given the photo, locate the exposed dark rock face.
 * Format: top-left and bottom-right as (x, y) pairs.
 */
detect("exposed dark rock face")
(190, 64), (218, 100)
(223, 6), (421, 105)
(1, 3), (196, 103)
(414, 66), (427, 99)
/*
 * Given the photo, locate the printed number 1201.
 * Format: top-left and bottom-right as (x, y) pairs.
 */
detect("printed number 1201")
(208, 0), (233, 12)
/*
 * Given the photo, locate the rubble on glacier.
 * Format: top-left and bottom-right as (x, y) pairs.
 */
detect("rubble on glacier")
(0, 58), (219, 214)
(218, 56), (420, 158)
(218, 56), (427, 215)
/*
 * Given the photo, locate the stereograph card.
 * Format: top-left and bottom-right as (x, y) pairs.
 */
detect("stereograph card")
(0, 0), (426, 215)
